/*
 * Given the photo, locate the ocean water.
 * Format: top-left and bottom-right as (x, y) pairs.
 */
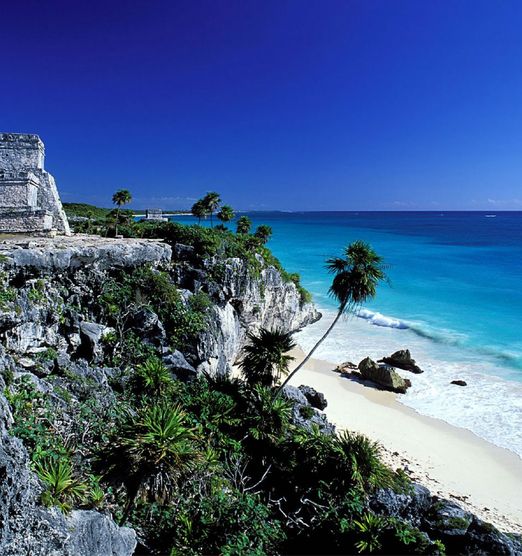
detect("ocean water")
(166, 211), (522, 456)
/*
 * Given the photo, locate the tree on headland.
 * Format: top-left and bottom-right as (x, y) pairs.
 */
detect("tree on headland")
(202, 192), (221, 227)
(191, 199), (207, 225)
(236, 215), (252, 234)
(254, 224), (272, 244)
(112, 189), (132, 236)
(277, 241), (386, 395)
(239, 327), (296, 387)
(217, 205), (235, 227)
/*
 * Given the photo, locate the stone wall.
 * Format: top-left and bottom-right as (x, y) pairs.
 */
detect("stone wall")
(0, 133), (70, 235)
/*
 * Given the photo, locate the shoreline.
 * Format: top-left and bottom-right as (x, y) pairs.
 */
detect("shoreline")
(288, 346), (522, 534)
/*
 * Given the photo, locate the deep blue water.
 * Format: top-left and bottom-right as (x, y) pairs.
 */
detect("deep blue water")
(252, 211), (522, 377)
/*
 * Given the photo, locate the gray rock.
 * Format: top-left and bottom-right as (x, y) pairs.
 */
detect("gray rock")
(0, 390), (135, 556)
(298, 385), (328, 410)
(358, 357), (411, 394)
(281, 385), (309, 405)
(129, 307), (166, 346)
(163, 350), (197, 381)
(451, 380), (467, 386)
(78, 321), (109, 361)
(379, 349), (423, 374)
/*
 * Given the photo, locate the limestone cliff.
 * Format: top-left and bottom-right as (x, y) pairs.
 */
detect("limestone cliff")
(0, 235), (319, 554)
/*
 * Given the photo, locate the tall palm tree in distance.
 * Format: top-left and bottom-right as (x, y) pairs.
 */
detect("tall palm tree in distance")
(277, 241), (386, 395)
(217, 204), (235, 227)
(112, 189), (132, 236)
(191, 199), (207, 224)
(236, 215), (252, 234)
(202, 192), (221, 227)
(254, 224), (272, 244)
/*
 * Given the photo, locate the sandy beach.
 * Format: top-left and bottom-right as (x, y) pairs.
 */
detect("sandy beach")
(286, 347), (522, 534)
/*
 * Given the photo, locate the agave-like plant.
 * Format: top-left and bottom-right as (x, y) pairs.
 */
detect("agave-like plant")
(101, 404), (200, 523)
(353, 512), (389, 553)
(36, 457), (87, 513)
(336, 431), (393, 491)
(239, 327), (296, 387)
(135, 356), (173, 396)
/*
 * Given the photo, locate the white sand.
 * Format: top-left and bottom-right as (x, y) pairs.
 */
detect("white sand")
(286, 348), (522, 533)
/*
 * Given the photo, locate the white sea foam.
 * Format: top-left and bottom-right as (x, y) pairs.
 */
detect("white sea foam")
(295, 306), (522, 458)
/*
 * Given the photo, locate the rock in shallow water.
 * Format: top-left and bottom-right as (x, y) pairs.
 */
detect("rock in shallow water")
(451, 380), (467, 386)
(379, 349), (423, 374)
(358, 357), (411, 394)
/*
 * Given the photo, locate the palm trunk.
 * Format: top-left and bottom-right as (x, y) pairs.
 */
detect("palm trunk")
(115, 207), (120, 236)
(276, 308), (344, 397)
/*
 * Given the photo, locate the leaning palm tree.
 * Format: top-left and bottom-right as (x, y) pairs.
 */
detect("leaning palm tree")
(239, 327), (296, 387)
(277, 241), (386, 395)
(100, 404), (200, 523)
(202, 192), (221, 227)
(112, 189), (132, 235)
(217, 204), (235, 226)
(236, 215), (252, 234)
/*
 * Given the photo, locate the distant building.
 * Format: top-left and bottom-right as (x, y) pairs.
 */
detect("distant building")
(145, 208), (168, 222)
(0, 133), (70, 234)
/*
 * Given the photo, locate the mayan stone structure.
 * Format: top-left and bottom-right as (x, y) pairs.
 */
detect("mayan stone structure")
(0, 133), (70, 234)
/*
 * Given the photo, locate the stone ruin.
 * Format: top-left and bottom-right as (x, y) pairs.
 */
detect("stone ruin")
(0, 133), (70, 235)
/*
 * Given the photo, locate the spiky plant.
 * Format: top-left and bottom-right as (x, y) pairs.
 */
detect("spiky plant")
(135, 357), (173, 396)
(101, 404), (200, 523)
(335, 431), (394, 491)
(239, 327), (296, 387)
(36, 457), (87, 513)
(277, 241), (386, 395)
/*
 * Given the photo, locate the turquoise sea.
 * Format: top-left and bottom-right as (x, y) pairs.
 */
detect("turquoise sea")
(160, 211), (522, 456)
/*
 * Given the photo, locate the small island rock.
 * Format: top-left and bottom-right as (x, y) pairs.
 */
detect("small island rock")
(358, 357), (411, 394)
(451, 380), (467, 386)
(379, 349), (423, 374)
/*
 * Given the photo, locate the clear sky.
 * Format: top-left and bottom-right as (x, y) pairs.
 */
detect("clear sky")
(2, 0), (522, 210)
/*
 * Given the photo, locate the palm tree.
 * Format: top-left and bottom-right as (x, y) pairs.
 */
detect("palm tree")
(202, 192), (221, 227)
(239, 327), (296, 387)
(217, 204), (234, 227)
(112, 189), (132, 236)
(254, 224), (272, 244)
(277, 241), (386, 395)
(236, 215), (252, 234)
(191, 199), (207, 225)
(100, 404), (200, 523)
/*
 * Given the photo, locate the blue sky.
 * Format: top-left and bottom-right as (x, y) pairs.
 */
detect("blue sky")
(2, 0), (522, 210)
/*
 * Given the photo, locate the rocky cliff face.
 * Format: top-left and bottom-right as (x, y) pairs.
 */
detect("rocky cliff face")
(0, 235), (319, 554)
(195, 255), (320, 375)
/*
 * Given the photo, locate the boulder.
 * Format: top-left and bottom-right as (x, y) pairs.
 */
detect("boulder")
(358, 357), (411, 394)
(128, 307), (166, 347)
(336, 361), (358, 374)
(298, 385), (327, 410)
(451, 380), (467, 387)
(163, 350), (196, 381)
(78, 322), (111, 361)
(281, 385), (308, 406)
(379, 349), (423, 374)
